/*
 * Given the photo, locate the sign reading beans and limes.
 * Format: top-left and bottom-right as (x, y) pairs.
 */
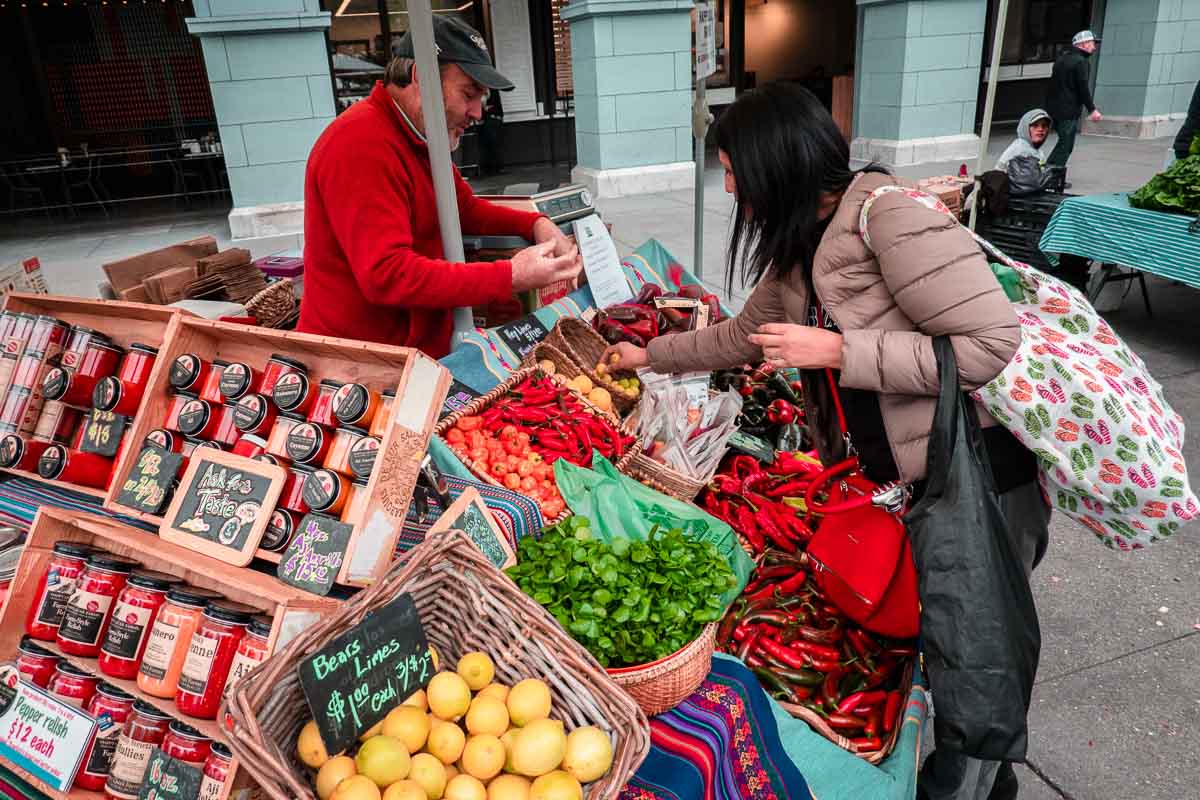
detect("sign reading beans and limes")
(298, 594), (434, 754)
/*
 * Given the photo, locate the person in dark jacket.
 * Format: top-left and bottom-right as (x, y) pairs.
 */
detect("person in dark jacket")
(1173, 79), (1200, 161)
(1046, 30), (1103, 168)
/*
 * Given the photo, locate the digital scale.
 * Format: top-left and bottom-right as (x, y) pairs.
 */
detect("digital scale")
(481, 184), (595, 225)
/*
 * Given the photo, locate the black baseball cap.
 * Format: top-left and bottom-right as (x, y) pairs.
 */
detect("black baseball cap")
(395, 16), (514, 92)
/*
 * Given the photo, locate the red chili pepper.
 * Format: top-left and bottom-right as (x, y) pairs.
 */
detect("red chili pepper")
(884, 645), (918, 658)
(737, 627), (764, 662)
(820, 670), (843, 711)
(734, 505), (766, 552)
(837, 690), (887, 715)
(789, 640), (843, 663)
(766, 477), (812, 497)
(883, 691), (903, 734)
(754, 508), (797, 553)
(788, 621), (841, 645)
(757, 637), (810, 670)
(850, 737), (883, 752)
(729, 455), (762, 479)
(826, 712), (865, 731)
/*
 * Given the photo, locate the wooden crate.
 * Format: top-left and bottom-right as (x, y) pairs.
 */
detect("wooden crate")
(0, 293), (184, 499)
(103, 316), (451, 587)
(0, 506), (339, 800)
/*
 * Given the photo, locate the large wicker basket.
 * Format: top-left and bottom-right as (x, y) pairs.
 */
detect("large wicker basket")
(547, 318), (640, 415)
(606, 623), (717, 716)
(223, 529), (650, 799)
(246, 278), (297, 328)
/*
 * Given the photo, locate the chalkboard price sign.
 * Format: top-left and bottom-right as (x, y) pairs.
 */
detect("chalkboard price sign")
(440, 378), (481, 420)
(136, 748), (202, 800)
(160, 449), (285, 566)
(428, 488), (515, 570)
(117, 446), (184, 514)
(79, 409), (128, 458)
(299, 594), (433, 754)
(496, 315), (549, 361)
(277, 513), (353, 595)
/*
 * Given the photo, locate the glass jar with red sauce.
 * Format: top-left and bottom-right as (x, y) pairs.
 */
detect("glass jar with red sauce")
(232, 433), (267, 460)
(308, 380), (344, 427)
(137, 585), (225, 699)
(37, 444), (114, 490)
(332, 383), (382, 429)
(46, 340), (123, 408)
(369, 390), (395, 438)
(169, 354), (212, 395)
(343, 476), (371, 524)
(278, 464), (312, 514)
(26, 540), (95, 640)
(253, 452), (289, 469)
(199, 742), (233, 800)
(48, 661), (99, 709)
(223, 615), (273, 702)
(323, 426), (363, 476)
(144, 428), (183, 453)
(271, 370), (314, 416)
(104, 700), (174, 800)
(233, 393), (276, 436)
(99, 570), (177, 679)
(163, 392), (196, 433)
(61, 326), (104, 371)
(180, 437), (226, 463)
(0, 433), (53, 473)
(33, 399), (81, 444)
(93, 344), (158, 416)
(219, 362), (261, 402)
(304, 468), (353, 517)
(175, 599), (256, 719)
(16, 636), (60, 687)
(76, 683), (135, 791)
(162, 720), (212, 765)
(57, 552), (138, 656)
(199, 359), (230, 404)
(262, 508), (299, 552)
(177, 399), (239, 447)
(261, 354), (306, 398)
(267, 412), (303, 460)
(286, 421), (332, 466)
(348, 433), (381, 480)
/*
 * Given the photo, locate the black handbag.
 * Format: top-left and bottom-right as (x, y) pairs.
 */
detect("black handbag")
(904, 337), (1041, 762)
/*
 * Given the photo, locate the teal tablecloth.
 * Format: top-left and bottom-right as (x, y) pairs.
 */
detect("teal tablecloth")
(1038, 192), (1200, 288)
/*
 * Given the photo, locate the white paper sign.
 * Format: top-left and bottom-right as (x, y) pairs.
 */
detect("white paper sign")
(573, 214), (633, 311)
(695, 2), (716, 80)
(0, 667), (97, 791)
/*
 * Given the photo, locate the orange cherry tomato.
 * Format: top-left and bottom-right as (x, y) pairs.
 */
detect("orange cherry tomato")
(504, 438), (524, 456)
(527, 452), (543, 464)
(500, 425), (518, 440)
(505, 454), (520, 469)
(520, 476), (537, 492)
(468, 431), (487, 450)
(445, 428), (465, 444)
(457, 416), (482, 431)
(516, 432), (531, 447)
(504, 473), (522, 490)
(491, 462), (509, 477)
(469, 447), (488, 463)
(517, 461), (535, 477)
(543, 500), (565, 518)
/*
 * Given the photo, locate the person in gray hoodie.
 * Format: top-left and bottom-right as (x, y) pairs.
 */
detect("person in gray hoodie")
(996, 109), (1059, 196)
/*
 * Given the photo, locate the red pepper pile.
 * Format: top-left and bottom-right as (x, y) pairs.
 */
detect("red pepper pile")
(718, 549), (914, 754)
(700, 453), (824, 556)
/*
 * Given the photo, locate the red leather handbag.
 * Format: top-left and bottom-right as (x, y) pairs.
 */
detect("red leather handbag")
(803, 370), (920, 639)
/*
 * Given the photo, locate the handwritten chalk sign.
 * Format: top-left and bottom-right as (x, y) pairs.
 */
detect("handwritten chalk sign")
(299, 594), (432, 754)
(0, 666), (97, 792)
(440, 378), (481, 420)
(160, 449), (285, 566)
(277, 513), (353, 595)
(137, 748), (201, 800)
(79, 409), (127, 458)
(427, 488), (515, 570)
(117, 446), (184, 515)
(495, 315), (549, 361)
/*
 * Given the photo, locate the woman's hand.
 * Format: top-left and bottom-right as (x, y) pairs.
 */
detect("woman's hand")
(748, 323), (843, 369)
(600, 342), (650, 371)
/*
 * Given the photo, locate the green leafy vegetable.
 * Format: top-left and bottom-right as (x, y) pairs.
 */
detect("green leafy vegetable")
(1129, 155), (1200, 216)
(506, 518), (737, 668)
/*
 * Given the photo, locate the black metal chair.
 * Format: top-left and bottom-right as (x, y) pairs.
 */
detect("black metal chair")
(172, 152), (212, 209)
(1, 165), (51, 218)
(65, 155), (110, 219)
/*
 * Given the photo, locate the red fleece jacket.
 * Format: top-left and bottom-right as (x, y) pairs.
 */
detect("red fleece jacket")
(298, 82), (542, 357)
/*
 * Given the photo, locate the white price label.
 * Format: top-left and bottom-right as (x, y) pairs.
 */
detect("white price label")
(573, 214), (633, 311)
(0, 667), (97, 791)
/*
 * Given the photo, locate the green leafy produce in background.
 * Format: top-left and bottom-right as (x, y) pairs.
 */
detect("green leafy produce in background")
(507, 517), (737, 668)
(1130, 155), (1200, 216)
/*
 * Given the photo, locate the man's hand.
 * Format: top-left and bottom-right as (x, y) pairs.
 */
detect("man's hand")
(511, 240), (581, 292)
(747, 323), (844, 369)
(1089, 109), (1103, 122)
(532, 217), (574, 258)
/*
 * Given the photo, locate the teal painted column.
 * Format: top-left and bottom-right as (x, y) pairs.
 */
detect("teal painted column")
(853, 0), (986, 166)
(1090, 0), (1200, 139)
(187, 0), (334, 235)
(562, 0), (696, 198)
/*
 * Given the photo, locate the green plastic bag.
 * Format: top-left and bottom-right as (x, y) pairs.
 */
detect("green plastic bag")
(554, 453), (754, 609)
(990, 261), (1024, 302)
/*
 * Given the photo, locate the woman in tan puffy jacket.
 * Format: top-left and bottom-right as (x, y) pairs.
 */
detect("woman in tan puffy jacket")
(605, 84), (1049, 800)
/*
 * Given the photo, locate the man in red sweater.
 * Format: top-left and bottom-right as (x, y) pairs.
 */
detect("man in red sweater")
(299, 17), (579, 357)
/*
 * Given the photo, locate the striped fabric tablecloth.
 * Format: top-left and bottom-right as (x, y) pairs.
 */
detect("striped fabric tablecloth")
(1038, 192), (1200, 288)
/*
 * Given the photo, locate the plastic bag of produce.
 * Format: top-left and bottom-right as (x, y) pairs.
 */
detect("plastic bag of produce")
(554, 453), (754, 607)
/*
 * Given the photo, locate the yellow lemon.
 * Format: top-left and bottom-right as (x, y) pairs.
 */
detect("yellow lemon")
(506, 680), (551, 727)
(299, 719), (333, 768)
(456, 652), (495, 691)
(381, 780), (426, 800)
(331, 775), (383, 800)
(409, 752), (448, 800)
(428, 672), (472, 720)
(356, 736), (411, 788)
(444, 774), (487, 800)
(529, 771), (581, 800)
(403, 689), (429, 712)
(561, 726), (614, 783)
(460, 735), (505, 782)
(500, 729), (519, 774)
(316, 756), (358, 800)
(487, 774), (531, 800)
(475, 683), (509, 704)
(426, 719), (467, 765)
(383, 705), (431, 754)
(510, 719), (565, 778)
(465, 696), (509, 737)
(358, 719), (385, 743)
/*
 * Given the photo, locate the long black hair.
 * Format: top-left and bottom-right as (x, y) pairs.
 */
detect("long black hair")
(715, 82), (887, 293)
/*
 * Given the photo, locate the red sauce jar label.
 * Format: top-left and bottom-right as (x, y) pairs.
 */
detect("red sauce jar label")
(302, 469), (341, 511)
(83, 713), (124, 779)
(93, 376), (121, 411)
(42, 366), (68, 401)
(177, 633), (219, 695)
(233, 394), (270, 432)
(271, 372), (309, 411)
(219, 363), (253, 400)
(101, 602), (156, 661)
(348, 436), (380, 478)
(0, 434), (24, 469)
(263, 509), (296, 551)
(107, 737), (157, 797)
(170, 355), (203, 391)
(176, 399), (210, 437)
(59, 588), (115, 646)
(286, 422), (324, 463)
(137, 621), (179, 682)
(144, 429), (177, 451)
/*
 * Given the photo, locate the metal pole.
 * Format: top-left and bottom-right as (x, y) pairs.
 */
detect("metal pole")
(408, 0), (474, 345)
(693, 79), (708, 279)
(969, 0), (1010, 232)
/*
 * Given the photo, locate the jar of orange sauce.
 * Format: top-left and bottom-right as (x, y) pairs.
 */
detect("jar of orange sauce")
(136, 585), (224, 699)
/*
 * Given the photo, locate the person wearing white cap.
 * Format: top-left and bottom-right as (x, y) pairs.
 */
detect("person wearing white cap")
(1045, 30), (1102, 169)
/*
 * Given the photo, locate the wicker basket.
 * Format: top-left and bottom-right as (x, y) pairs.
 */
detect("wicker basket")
(246, 279), (297, 328)
(521, 341), (584, 383)
(625, 451), (710, 502)
(223, 528), (650, 800)
(606, 623), (717, 717)
(777, 659), (914, 764)
(548, 318), (640, 415)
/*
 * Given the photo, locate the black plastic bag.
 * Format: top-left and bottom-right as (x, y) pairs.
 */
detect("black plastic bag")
(904, 337), (1040, 762)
